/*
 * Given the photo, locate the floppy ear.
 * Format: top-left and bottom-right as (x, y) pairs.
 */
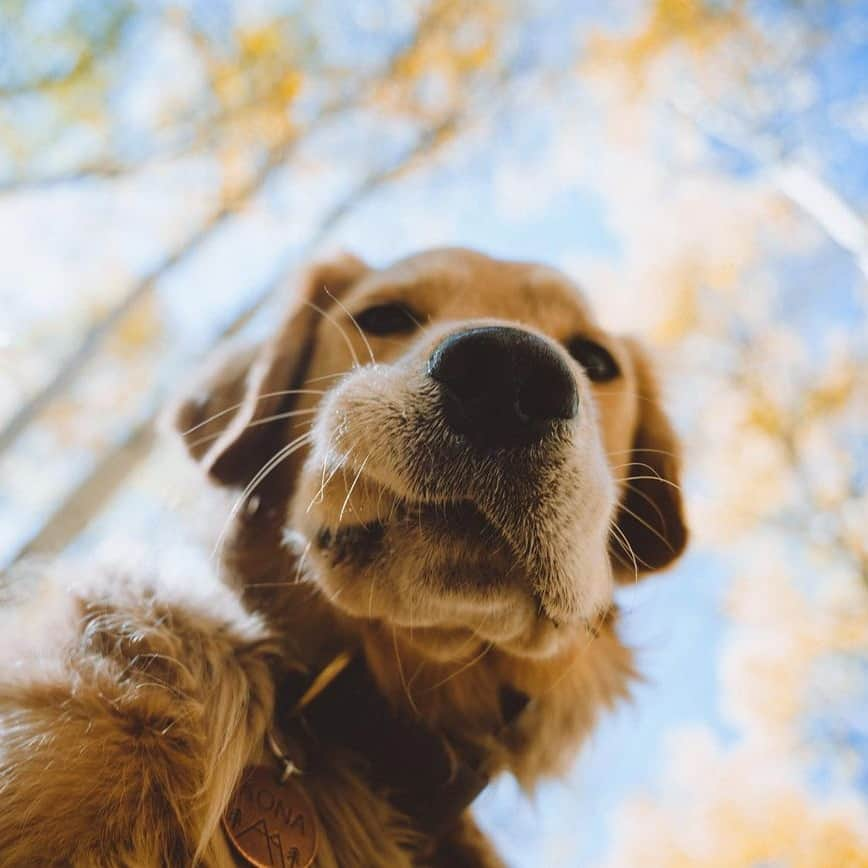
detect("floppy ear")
(610, 339), (688, 578)
(170, 253), (369, 488)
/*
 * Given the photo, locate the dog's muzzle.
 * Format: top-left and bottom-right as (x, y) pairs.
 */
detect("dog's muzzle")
(427, 326), (578, 450)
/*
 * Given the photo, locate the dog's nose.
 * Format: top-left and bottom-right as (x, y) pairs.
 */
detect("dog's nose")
(427, 326), (578, 449)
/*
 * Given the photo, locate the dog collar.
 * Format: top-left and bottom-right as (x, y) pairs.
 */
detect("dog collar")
(281, 652), (530, 833)
(224, 651), (530, 865)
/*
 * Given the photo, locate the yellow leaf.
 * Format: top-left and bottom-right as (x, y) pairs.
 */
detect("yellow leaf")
(111, 295), (161, 355)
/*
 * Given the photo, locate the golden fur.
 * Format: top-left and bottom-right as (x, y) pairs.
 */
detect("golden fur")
(0, 248), (686, 866)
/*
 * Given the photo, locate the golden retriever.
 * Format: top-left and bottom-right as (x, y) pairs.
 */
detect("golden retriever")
(0, 248), (686, 867)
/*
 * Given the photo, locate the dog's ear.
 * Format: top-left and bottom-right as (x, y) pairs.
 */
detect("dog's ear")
(170, 253), (369, 487)
(610, 339), (688, 579)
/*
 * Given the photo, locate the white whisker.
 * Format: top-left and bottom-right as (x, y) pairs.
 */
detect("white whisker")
(367, 562), (378, 619)
(610, 461), (665, 476)
(211, 432), (314, 562)
(619, 480), (669, 530)
(609, 520), (640, 582)
(621, 475), (683, 492)
(616, 500), (674, 552)
(307, 452), (351, 513)
(305, 300), (361, 368)
(392, 625), (419, 715)
(303, 371), (350, 385)
(294, 540), (313, 584)
(426, 641), (493, 692)
(606, 447), (678, 459)
(324, 288), (376, 366)
(188, 408), (318, 450)
(338, 456), (370, 525)
(180, 389), (325, 436)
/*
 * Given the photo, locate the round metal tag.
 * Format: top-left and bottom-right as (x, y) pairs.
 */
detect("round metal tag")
(223, 765), (318, 868)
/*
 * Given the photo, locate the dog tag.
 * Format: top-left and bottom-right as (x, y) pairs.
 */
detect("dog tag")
(223, 765), (318, 868)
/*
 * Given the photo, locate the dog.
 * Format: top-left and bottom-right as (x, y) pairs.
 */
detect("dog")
(0, 248), (686, 866)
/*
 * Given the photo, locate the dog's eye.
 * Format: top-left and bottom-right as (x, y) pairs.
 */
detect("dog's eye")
(354, 303), (419, 335)
(566, 337), (620, 382)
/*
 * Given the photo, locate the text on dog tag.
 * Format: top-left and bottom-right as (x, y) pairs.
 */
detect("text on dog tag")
(223, 765), (318, 868)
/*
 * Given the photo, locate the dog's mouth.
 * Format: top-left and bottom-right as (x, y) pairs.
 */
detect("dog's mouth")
(411, 500), (513, 551)
(314, 499), (517, 577)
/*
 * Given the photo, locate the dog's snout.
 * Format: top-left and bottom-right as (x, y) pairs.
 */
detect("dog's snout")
(427, 326), (578, 449)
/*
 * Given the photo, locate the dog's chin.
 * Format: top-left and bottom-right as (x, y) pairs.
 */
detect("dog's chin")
(307, 558), (576, 660)
(294, 498), (585, 660)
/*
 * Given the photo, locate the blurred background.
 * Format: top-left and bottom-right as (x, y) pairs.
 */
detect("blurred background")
(1, 0), (867, 864)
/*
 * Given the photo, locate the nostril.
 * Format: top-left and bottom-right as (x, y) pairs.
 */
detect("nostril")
(427, 326), (579, 449)
(517, 354), (579, 422)
(428, 336), (501, 403)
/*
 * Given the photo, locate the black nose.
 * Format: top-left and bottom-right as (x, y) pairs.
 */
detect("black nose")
(427, 326), (579, 449)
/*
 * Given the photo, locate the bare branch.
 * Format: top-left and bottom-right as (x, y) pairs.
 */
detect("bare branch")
(0, 129), (298, 455)
(772, 163), (868, 281)
(669, 92), (868, 284)
(0, 161), (131, 193)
